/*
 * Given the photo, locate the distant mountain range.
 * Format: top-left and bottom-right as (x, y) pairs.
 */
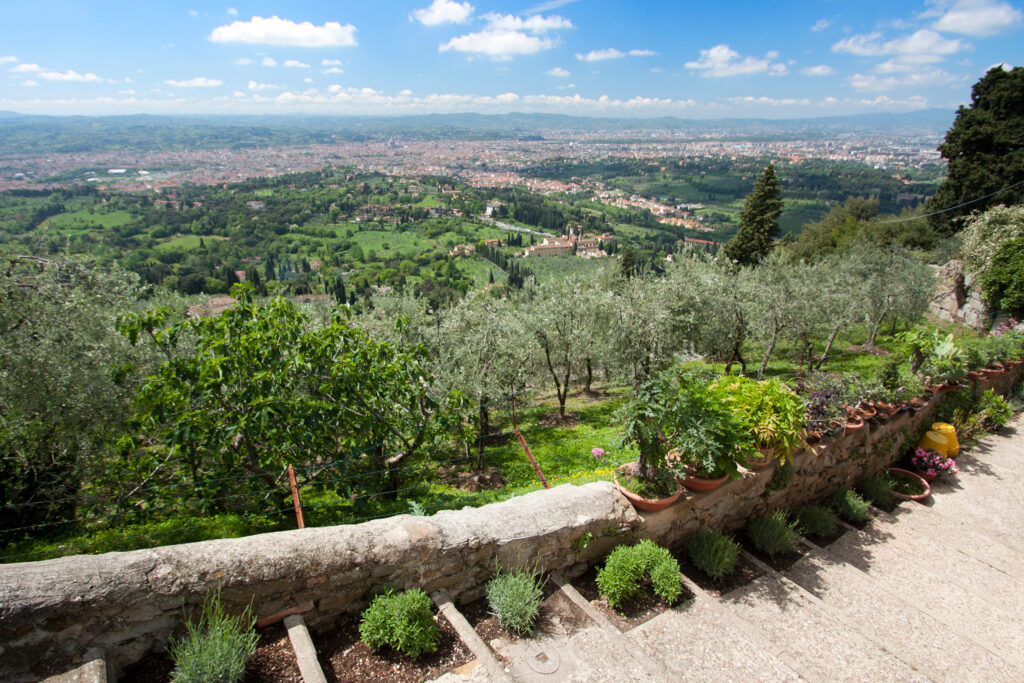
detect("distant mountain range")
(0, 109), (956, 155)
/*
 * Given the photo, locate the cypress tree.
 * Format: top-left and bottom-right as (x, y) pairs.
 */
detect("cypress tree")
(926, 66), (1024, 233)
(724, 163), (783, 266)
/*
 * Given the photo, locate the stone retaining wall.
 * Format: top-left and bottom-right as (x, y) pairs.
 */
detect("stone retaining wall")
(1, 366), (1020, 682)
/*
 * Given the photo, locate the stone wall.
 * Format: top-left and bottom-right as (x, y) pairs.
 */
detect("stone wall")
(930, 260), (991, 330)
(1, 366), (1020, 682)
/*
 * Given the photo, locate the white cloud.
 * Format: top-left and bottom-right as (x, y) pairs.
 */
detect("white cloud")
(576, 48), (624, 61)
(189, 9), (199, 18)
(440, 29), (555, 60)
(303, 77), (314, 83)
(247, 80), (279, 91)
(227, 7), (238, 15)
(482, 13), (572, 32)
(283, 59), (310, 68)
(209, 15), (357, 47)
(685, 45), (788, 77)
(322, 59), (342, 66)
(262, 57), (277, 67)
(729, 95), (812, 107)
(929, 0), (1023, 37)
(628, 49), (657, 57)
(831, 29), (964, 61)
(0, 56), (16, 64)
(322, 67), (344, 74)
(848, 68), (960, 90)
(811, 19), (831, 31)
(21, 80), (39, 87)
(234, 57), (254, 65)
(14, 64), (109, 83)
(524, 0), (579, 12)
(164, 77), (223, 87)
(800, 64), (836, 76)
(412, 0), (474, 26)
(400, 89), (414, 95)
(547, 67), (570, 77)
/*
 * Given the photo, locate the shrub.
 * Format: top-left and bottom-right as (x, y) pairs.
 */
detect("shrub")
(485, 566), (545, 635)
(746, 510), (801, 556)
(596, 539), (683, 609)
(829, 488), (871, 524)
(978, 388), (1013, 429)
(168, 590), (258, 683)
(794, 504), (838, 539)
(857, 474), (894, 508)
(685, 529), (740, 583)
(980, 237), (1024, 317)
(359, 589), (440, 659)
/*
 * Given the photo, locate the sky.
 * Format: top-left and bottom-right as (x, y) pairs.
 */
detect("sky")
(0, 0), (1022, 118)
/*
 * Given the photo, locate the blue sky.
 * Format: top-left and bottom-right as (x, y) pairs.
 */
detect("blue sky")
(1, 0), (1022, 118)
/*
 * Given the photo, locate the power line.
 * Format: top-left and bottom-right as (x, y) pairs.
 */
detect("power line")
(876, 178), (1024, 225)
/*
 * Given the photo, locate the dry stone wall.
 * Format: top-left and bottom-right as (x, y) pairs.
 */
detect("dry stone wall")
(1, 366), (1020, 682)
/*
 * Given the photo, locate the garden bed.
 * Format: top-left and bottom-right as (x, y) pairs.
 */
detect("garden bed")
(313, 611), (471, 683)
(460, 581), (592, 653)
(119, 623), (302, 683)
(741, 539), (806, 573)
(675, 553), (765, 598)
(570, 565), (692, 632)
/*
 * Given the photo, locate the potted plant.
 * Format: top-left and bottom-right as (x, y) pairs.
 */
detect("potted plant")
(802, 388), (844, 440)
(706, 376), (805, 468)
(886, 467), (932, 502)
(907, 447), (958, 483)
(664, 371), (753, 489)
(614, 384), (682, 511)
(920, 334), (968, 389)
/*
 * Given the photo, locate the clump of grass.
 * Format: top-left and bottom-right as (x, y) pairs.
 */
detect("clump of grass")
(829, 488), (871, 524)
(359, 589), (440, 660)
(486, 566), (545, 635)
(685, 529), (740, 583)
(794, 504), (839, 539)
(596, 539), (683, 610)
(746, 510), (801, 556)
(168, 590), (258, 683)
(857, 474), (894, 508)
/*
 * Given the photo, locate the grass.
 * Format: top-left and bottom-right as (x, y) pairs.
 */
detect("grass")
(42, 209), (134, 233)
(155, 235), (227, 251)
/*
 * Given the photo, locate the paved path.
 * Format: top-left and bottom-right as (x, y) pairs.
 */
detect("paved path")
(437, 413), (1024, 682)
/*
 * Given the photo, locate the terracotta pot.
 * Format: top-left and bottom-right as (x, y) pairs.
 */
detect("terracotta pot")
(887, 467), (931, 502)
(912, 467), (937, 483)
(679, 471), (729, 492)
(805, 430), (822, 445)
(980, 368), (1001, 379)
(844, 414), (864, 434)
(1007, 359), (1023, 368)
(966, 370), (986, 381)
(827, 419), (845, 436)
(854, 401), (877, 420)
(613, 467), (682, 511)
(909, 396), (927, 409)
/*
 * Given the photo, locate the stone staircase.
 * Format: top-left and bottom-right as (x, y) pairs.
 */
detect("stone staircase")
(439, 415), (1024, 683)
(49, 417), (1024, 682)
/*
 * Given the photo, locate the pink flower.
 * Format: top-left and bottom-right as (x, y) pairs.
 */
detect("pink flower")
(592, 447), (605, 462)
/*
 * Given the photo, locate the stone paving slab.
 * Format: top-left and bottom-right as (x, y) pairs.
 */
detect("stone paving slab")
(715, 568), (926, 682)
(786, 543), (1022, 682)
(629, 596), (803, 682)
(828, 520), (1024, 671)
(868, 505), (1024, 614)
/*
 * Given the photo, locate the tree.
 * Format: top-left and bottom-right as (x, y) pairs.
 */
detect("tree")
(121, 284), (456, 508)
(847, 243), (933, 347)
(724, 164), (783, 265)
(927, 66), (1024, 233)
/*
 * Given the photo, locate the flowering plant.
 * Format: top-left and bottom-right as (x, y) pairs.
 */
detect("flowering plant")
(591, 448), (605, 462)
(909, 447), (958, 478)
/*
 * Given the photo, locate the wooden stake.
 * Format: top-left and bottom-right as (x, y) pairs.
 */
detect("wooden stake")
(288, 464), (305, 529)
(515, 428), (550, 489)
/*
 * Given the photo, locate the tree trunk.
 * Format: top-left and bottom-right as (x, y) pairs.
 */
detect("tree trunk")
(758, 329), (779, 379)
(584, 357), (593, 392)
(816, 322), (844, 369)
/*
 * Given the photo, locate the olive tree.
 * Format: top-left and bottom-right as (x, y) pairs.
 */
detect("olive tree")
(847, 242), (934, 347)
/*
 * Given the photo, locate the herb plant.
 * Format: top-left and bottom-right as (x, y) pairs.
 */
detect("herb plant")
(486, 566), (545, 635)
(596, 539), (682, 609)
(167, 590), (258, 683)
(794, 504), (838, 539)
(829, 488), (871, 524)
(746, 510), (801, 556)
(359, 589), (440, 660)
(857, 474), (894, 509)
(685, 529), (740, 583)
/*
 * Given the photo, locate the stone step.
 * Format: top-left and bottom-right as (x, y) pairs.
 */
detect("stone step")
(827, 519), (1024, 670)
(881, 498), (1024, 576)
(867, 504), (1024, 614)
(628, 591), (803, 682)
(710, 555), (926, 682)
(786, 540), (1023, 682)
